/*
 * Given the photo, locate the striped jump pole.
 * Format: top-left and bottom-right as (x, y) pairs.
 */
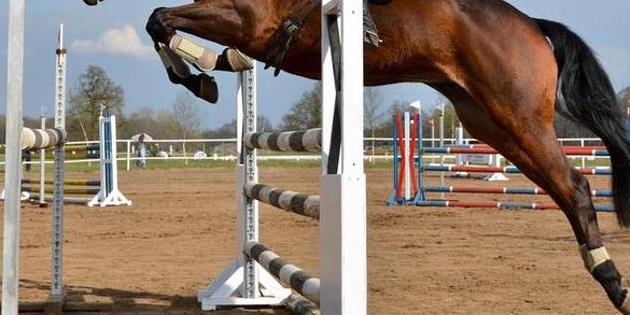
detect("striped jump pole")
(21, 127), (67, 150)
(21, 179), (101, 187)
(244, 128), (322, 152)
(244, 183), (320, 220)
(21, 187), (100, 196)
(425, 186), (613, 197)
(416, 200), (614, 212)
(423, 164), (612, 176)
(424, 146), (610, 157)
(285, 294), (320, 315)
(244, 242), (321, 305)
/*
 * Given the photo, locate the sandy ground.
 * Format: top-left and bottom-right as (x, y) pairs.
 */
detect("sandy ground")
(2, 166), (630, 314)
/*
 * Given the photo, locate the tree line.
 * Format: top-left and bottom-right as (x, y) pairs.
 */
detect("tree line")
(1, 66), (630, 145)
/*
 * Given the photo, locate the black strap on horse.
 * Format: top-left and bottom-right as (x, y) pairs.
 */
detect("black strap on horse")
(264, 0), (320, 76)
(265, 0), (392, 76)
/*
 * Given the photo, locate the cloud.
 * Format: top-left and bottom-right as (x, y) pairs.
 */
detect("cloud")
(72, 25), (155, 59)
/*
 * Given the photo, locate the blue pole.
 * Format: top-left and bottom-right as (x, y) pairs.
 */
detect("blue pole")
(415, 110), (425, 203)
(387, 114), (399, 205)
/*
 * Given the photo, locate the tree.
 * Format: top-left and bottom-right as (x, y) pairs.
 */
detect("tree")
(364, 87), (384, 135)
(201, 115), (274, 139)
(281, 83), (322, 130)
(619, 86), (630, 113)
(68, 66), (124, 140)
(169, 91), (203, 139)
(364, 88), (384, 161)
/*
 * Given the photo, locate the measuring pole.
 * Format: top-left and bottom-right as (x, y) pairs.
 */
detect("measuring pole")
(50, 23), (67, 302)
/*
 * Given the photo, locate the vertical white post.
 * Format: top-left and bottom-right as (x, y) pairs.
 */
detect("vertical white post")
(40, 116), (47, 206)
(126, 140), (131, 171)
(50, 23), (67, 300)
(439, 104), (445, 198)
(403, 112), (411, 201)
(2, 0), (25, 313)
(455, 125), (464, 165)
(237, 64), (259, 299)
(321, 0), (367, 314)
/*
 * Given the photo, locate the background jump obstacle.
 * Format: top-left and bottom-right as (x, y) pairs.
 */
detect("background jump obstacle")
(1, 112), (129, 207)
(88, 112), (132, 207)
(387, 111), (422, 205)
(388, 110), (614, 212)
(198, 1), (367, 314)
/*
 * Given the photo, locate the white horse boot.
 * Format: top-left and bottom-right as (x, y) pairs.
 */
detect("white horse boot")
(169, 34), (252, 72)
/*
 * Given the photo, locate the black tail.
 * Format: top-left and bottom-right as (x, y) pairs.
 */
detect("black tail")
(534, 18), (630, 226)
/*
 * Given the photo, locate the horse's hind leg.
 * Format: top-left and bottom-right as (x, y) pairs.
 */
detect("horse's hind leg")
(435, 80), (630, 313)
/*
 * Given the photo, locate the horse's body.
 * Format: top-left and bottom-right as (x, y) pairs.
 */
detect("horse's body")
(90, 0), (630, 312)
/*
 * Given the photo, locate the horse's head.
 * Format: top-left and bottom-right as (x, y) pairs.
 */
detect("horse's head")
(83, 0), (104, 6)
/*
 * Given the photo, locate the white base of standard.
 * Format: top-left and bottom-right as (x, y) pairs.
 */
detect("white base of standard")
(197, 259), (291, 311)
(88, 189), (132, 207)
(485, 173), (509, 182)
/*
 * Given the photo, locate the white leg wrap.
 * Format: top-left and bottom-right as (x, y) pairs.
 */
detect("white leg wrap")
(580, 245), (610, 273)
(157, 44), (191, 79)
(169, 34), (218, 72)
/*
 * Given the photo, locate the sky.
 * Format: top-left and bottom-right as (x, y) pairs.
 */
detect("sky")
(0, 0), (629, 129)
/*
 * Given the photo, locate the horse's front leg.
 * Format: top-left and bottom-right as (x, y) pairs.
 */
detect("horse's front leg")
(145, 5), (253, 103)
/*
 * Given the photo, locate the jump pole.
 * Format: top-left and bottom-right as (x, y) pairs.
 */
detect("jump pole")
(2, 0), (26, 313)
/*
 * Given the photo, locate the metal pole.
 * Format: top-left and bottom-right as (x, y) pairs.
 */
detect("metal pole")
(50, 23), (67, 300)
(403, 112), (411, 201)
(40, 116), (46, 207)
(2, 0), (26, 313)
(439, 104), (445, 199)
(126, 140), (131, 171)
(321, 0), (367, 313)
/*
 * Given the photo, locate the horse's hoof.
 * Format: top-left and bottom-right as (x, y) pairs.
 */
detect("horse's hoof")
(83, 0), (102, 5)
(169, 35), (218, 72)
(186, 74), (218, 104)
(223, 48), (254, 72)
(619, 293), (630, 315)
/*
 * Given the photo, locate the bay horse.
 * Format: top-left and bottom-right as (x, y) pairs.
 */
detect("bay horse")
(88, 0), (630, 313)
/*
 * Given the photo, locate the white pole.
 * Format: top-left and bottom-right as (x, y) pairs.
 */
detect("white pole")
(2, 0), (25, 313)
(439, 104), (445, 198)
(40, 116), (46, 206)
(126, 140), (131, 171)
(321, 0), (367, 314)
(50, 23), (67, 300)
(403, 112), (411, 201)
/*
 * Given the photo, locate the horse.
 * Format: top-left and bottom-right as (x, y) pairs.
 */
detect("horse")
(87, 0), (630, 313)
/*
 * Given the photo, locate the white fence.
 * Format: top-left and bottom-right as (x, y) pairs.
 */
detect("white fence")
(1, 137), (606, 170)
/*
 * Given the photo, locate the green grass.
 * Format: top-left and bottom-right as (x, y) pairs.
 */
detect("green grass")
(0, 153), (611, 175)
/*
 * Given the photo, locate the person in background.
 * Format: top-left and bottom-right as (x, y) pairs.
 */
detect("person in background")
(22, 149), (32, 172)
(136, 134), (147, 169)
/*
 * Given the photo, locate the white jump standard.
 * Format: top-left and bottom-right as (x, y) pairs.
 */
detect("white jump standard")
(198, 0), (367, 314)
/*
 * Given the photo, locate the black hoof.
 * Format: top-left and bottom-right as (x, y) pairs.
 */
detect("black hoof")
(83, 0), (103, 5)
(183, 74), (219, 104)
